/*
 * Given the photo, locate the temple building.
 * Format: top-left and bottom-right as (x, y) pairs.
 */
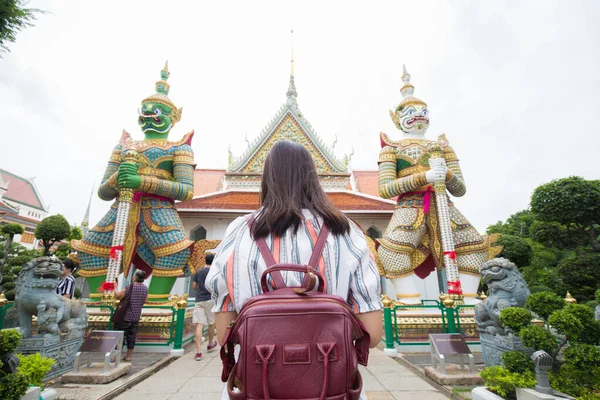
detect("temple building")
(0, 169), (49, 249)
(174, 67), (394, 295)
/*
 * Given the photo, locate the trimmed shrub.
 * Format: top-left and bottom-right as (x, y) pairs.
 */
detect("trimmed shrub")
(525, 291), (565, 321)
(519, 325), (557, 354)
(499, 307), (533, 332)
(17, 353), (54, 389)
(480, 366), (535, 400)
(0, 372), (29, 400)
(502, 351), (534, 374)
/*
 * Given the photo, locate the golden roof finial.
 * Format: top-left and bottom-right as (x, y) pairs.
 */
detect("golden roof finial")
(565, 291), (577, 304)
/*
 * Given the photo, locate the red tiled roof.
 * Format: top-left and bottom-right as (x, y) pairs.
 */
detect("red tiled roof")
(177, 190), (394, 212)
(193, 169), (225, 196)
(191, 169), (382, 200)
(0, 169), (45, 210)
(352, 170), (380, 197)
(1, 213), (39, 228)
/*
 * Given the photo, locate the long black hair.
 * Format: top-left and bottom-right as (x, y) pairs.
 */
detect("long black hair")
(252, 140), (350, 239)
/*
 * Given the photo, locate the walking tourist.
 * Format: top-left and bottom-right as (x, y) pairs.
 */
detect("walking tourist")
(114, 270), (148, 361)
(192, 253), (217, 361)
(56, 258), (76, 299)
(207, 140), (382, 398)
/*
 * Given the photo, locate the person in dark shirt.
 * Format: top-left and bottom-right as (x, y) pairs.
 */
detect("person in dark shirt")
(56, 259), (76, 298)
(191, 253), (217, 361)
(114, 270), (148, 361)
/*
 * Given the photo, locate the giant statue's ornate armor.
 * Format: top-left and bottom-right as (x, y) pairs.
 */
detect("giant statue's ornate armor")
(377, 67), (498, 304)
(73, 62), (200, 301)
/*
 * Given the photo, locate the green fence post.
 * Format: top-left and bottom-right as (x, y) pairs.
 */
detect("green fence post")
(442, 296), (457, 334)
(381, 295), (396, 354)
(170, 294), (187, 357)
(0, 294), (8, 329)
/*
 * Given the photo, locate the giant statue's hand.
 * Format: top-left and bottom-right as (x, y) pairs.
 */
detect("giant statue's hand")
(117, 163), (141, 189)
(425, 158), (447, 184)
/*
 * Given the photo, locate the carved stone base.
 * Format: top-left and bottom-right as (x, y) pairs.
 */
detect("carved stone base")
(480, 332), (533, 367)
(17, 335), (83, 380)
(62, 362), (131, 384)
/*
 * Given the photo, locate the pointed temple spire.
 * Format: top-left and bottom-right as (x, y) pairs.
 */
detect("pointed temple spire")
(286, 29), (298, 104)
(81, 184), (94, 235)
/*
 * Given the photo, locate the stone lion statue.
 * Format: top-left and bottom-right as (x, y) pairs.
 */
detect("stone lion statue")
(15, 257), (87, 338)
(474, 257), (530, 335)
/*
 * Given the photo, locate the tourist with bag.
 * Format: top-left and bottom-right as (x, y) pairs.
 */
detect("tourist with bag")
(206, 140), (382, 399)
(113, 270), (148, 361)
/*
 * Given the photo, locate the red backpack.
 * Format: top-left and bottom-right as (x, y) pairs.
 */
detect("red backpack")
(220, 220), (370, 400)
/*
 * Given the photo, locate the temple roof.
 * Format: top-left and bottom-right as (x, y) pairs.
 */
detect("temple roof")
(0, 169), (48, 211)
(192, 169), (380, 198)
(176, 189), (394, 213)
(228, 74), (348, 176)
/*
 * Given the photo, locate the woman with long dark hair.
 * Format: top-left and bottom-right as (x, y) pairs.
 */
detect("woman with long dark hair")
(207, 140), (382, 345)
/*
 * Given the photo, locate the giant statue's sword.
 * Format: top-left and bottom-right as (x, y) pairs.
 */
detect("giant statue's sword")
(427, 136), (463, 298)
(102, 149), (138, 292)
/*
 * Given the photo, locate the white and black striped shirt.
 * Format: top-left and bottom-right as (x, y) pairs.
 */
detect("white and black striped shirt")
(56, 275), (75, 298)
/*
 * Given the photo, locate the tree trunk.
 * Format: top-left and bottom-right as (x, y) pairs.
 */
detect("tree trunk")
(5, 234), (14, 254)
(43, 240), (51, 256)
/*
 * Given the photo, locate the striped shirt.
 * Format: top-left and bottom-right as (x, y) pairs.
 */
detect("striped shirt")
(56, 275), (75, 298)
(206, 209), (382, 314)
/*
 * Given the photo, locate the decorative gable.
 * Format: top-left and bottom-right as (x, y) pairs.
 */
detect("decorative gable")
(225, 74), (350, 191)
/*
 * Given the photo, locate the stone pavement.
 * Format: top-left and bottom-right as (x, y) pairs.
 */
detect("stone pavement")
(115, 346), (448, 400)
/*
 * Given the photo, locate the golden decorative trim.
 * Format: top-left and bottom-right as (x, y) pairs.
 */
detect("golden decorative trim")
(463, 293), (479, 298)
(152, 268), (185, 277)
(152, 240), (194, 258)
(138, 167), (173, 180)
(91, 223), (115, 233)
(77, 268), (108, 277)
(147, 293), (171, 299)
(458, 269), (481, 277)
(142, 209), (181, 233)
(398, 164), (428, 178)
(119, 130), (194, 151)
(71, 240), (110, 257)
(122, 200), (142, 277)
(89, 293), (103, 298)
(396, 293), (421, 299)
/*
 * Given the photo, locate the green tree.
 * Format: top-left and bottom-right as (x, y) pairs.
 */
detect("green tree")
(496, 234), (533, 268)
(0, 0), (45, 55)
(558, 253), (600, 301)
(34, 215), (71, 256)
(1, 223), (24, 252)
(68, 226), (83, 241)
(55, 226), (84, 258)
(487, 210), (535, 238)
(531, 177), (600, 252)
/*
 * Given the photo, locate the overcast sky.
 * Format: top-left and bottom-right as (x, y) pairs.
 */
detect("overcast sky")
(1, 0), (598, 232)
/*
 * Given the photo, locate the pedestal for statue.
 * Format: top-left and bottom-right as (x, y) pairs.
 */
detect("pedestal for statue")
(17, 335), (83, 380)
(480, 332), (533, 367)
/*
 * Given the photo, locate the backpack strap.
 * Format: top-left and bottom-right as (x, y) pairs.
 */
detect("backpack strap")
(245, 214), (286, 289)
(245, 214), (330, 290)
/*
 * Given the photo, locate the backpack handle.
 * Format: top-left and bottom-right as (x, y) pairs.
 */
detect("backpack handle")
(260, 265), (325, 293)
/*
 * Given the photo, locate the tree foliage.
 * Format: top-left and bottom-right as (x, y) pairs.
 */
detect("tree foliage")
(0, 0), (45, 55)
(34, 215), (70, 256)
(496, 234), (533, 268)
(531, 177), (600, 252)
(558, 253), (600, 300)
(526, 292), (565, 321)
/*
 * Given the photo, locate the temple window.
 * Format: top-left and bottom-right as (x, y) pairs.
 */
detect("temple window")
(190, 225), (207, 242)
(367, 226), (381, 240)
